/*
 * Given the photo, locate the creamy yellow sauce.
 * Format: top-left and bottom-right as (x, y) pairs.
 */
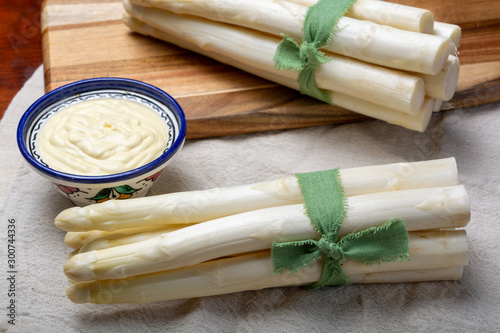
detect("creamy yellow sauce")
(39, 98), (169, 176)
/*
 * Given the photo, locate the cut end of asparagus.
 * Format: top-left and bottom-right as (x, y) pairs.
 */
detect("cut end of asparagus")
(430, 38), (452, 76)
(433, 22), (462, 50)
(418, 10), (435, 34)
(441, 56), (460, 101)
(64, 252), (98, 282)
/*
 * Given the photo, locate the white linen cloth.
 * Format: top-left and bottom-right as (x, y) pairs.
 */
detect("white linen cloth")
(0, 66), (499, 332)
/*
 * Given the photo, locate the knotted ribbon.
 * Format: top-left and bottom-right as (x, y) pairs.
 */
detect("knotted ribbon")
(273, 0), (358, 104)
(271, 169), (410, 289)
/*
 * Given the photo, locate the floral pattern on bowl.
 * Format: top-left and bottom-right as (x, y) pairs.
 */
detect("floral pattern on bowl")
(53, 170), (164, 204)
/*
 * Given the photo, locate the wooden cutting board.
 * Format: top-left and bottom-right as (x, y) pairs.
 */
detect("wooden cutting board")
(41, 0), (500, 139)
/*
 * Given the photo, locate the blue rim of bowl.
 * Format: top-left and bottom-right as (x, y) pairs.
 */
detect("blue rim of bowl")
(16, 77), (187, 184)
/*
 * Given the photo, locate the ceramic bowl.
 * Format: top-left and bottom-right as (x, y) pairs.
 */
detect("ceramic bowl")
(17, 77), (186, 206)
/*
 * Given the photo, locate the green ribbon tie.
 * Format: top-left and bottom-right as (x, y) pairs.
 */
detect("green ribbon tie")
(273, 0), (358, 104)
(271, 169), (410, 289)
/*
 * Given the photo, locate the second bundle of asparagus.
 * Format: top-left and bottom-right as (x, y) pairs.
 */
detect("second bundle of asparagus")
(121, 0), (461, 131)
(55, 157), (470, 304)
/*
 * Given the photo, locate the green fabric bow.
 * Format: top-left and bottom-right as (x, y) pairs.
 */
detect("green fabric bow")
(273, 0), (358, 103)
(271, 169), (410, 289)
(272, 218), (410, 288)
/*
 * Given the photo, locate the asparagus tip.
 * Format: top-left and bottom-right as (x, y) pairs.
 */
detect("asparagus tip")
(64, 252), (98, 282)
(66, 283), (90, 304)
(55, 207), (92, 232)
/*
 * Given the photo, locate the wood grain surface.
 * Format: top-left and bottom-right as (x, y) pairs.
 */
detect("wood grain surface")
(0, 0), (43, 121)
(41, 0), (500, 139)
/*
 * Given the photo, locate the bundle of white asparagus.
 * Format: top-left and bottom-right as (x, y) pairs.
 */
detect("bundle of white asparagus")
(121, 0), (461, 132)
(55, 157), (470, 304)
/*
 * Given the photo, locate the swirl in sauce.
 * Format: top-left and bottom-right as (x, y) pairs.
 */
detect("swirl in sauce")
(39, 98), (169, 176)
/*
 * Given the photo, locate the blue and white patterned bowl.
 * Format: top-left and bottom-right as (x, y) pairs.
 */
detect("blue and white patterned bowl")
(17, 78), (186, 206)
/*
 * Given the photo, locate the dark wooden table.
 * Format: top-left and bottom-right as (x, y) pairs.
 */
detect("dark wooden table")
(0, 0), (43, 121)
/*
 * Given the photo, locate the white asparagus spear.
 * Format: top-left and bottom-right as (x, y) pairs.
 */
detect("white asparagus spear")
(330, 94), (434, 132)
(128, 0), (449, 75)
(346, 1), (460, 57)
(287, 0), (434, 33)
(77, 226), (183, 253)
(288, 0), (460, 52)
(65, 231), (113, 250)
(348, 266), (464, 284)
(343, 230), (468, 276)
(124, 15), (435, 132)
(313, 55), (425, 115)
(124, 1), (426, 115)
(418, 55), (460, 101)
(345, 0), (435, 33)
(64, 225), (169, 249)
(326, 19), (448, 76)
(66, 248), (466, 304)
(286, 0), (460, 55)
(55, 157), (459, 232)
(64, 186), (469, 282)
